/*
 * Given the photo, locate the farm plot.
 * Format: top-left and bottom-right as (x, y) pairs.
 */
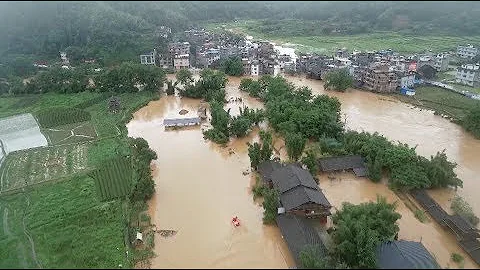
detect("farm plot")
(41, 121), (97, 145)
(36, 107), (91, 129)
(0, 143), (91, 193)
(0, 113), (48, 154)
(90, 157), (133, 201)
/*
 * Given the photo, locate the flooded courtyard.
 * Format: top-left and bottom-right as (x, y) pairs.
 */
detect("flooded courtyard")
(127, 74), (480, 268)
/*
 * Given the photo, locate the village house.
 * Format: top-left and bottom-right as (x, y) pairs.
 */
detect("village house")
(457, 44), (478, 59)
(276, 214), (328, 267)
(456, 63), (480, 87)
(376, 240), (439, 269)
(259, 162), (332, 221)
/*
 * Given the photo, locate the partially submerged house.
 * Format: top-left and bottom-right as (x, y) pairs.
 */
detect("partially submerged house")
(376, 240), (439, 269)
(257, 160), (284, 187)
(163, 117), (200, 128)
(317, 155), (367, 177)
(276, 214), (327, 267)
(270, 164), (332, 220)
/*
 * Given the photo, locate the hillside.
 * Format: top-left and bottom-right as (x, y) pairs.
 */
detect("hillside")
(1, 1), (480, 70)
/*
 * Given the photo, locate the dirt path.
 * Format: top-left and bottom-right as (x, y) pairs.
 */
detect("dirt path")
(22, 195), (42, 269)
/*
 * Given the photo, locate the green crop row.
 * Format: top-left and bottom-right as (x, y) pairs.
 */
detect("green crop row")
(36, 107), (91, 128)
(91, 157), (132, 201)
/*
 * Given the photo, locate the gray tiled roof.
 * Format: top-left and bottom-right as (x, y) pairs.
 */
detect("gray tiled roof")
(258, 160), (283, 183)
(317, 155), (366, 172)
(271, 165), (318, 193)
(376, 240), (439, 269)
(276, 214), (327, 266)
(163, 117), (200, 127)
(280, 186), (331, 211)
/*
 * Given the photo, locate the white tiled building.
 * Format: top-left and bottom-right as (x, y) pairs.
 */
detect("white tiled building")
(457, 45), (478, 59)
(173, 54), (190, 70)
(455, 64), (480, 87)
(140, 50), (156, 65)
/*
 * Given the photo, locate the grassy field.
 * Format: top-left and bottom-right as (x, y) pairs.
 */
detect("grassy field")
(394, 86), (480, 121)
(206, 20), (480, 54)
(42, 121), (97, 145)
(0, 90), (159, 268)
(0, 175), (127, 268)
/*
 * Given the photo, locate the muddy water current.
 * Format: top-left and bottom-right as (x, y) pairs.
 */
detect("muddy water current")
(127, 74), (480, 268)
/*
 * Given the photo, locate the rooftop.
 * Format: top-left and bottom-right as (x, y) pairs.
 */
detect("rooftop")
(376, 240), (439, 269)
(276, 214), (327, 266)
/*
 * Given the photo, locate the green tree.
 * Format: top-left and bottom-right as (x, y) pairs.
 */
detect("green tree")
(462, 105), (480, 139)
(285, 132), (307, 161)
(247, 142), (262, 169)
(324, 68), (353, 92)
(301, 149), (318, 176)
(221, 56), (244, 76)
(175, 68), (194, 86)
(262, 188), (279, 224)
(239, 78), (253, 92)
(331, 196), (401, 269)
(230, 117), (251, 137)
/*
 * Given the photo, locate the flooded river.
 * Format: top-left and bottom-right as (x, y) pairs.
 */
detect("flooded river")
(127, 74), (480, 268)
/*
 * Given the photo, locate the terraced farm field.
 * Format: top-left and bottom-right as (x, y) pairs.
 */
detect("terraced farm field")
(0, 143), (91, 193)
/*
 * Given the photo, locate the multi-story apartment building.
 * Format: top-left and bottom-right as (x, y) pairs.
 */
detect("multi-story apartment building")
(457, 45), (478, 59)
(456, 64), (480, 87)
(173, 54), (190, 70)
(363, 63), (398, 93)
(169, 42), (191, 56)
(433, 54), (450, 72)
(140, 50), (156, 65)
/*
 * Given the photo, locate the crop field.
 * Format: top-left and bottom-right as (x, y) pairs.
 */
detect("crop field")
(0, 113), (48, 155)
(0, 143), (91, 193)
(42, 121), (97, 145)
(90, 157), (133, 201)
(36, 107), (91, 129)
(0, 176), (127, 268)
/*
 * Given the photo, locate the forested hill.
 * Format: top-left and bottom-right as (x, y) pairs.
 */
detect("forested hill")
(1, 1), (479, 65)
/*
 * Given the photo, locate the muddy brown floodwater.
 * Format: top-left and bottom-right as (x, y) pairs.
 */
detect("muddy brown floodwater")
(128, 74), (480, 269)
(127, 75), (294, 268)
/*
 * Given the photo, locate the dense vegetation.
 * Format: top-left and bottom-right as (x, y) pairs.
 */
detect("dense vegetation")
(180, 68), (227, 103)
(451, 195), (480, 226)
(247, 130), (274, 170)
(331, 197), (401, 269)
(220, 56), (244, 76)
(129, 137), (157, 202)
(324, 68), (353, 92)
(244, 75), (463, 190)
(462, 105), (480, 139)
